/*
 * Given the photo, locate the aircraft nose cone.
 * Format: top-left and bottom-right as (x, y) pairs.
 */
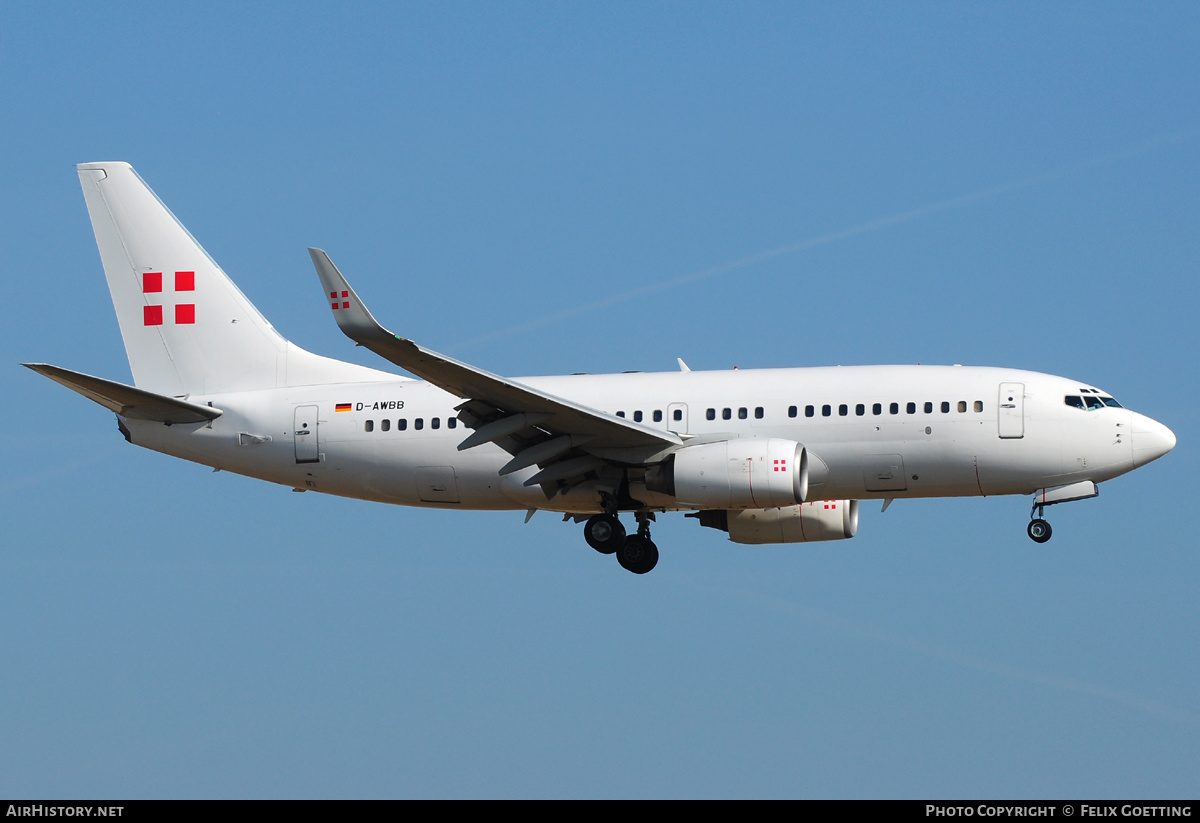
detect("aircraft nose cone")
(1132, 414), (1176, 467)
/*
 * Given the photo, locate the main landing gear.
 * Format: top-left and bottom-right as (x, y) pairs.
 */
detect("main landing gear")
(583, 511), (659, 574)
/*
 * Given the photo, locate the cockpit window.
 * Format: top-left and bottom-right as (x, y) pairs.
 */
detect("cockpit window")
(1066, 394), (1122, 411)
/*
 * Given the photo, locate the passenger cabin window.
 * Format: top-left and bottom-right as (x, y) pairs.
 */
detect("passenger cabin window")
(755, 407), (764, 419)
(890, 403), (899, 415)
(822, 405), (832, 417)
(364, 420), (374, 432)
(398, 419), (408, 430)
(431, 417), (440, 429)
(653, 410), (663, 422)
(447, 418), (457, 429)
(974, 401), (983, 413)
(616, 411), (626, 418)
(788, 405), (798, 418)
(415, 418), (424, 430)
(707, 408), (716, 420)
(838, 404), (848, 416)
(738, 407), (747, 419)
(941, 401), (950, 413)
(856, 404), (865, 416)
(958, 401), (967, 413)
(906, 402), (916, 414)
(873, 403), (882, 415)
(673, 409), (683, 421)
(633, 410), (643, 422)
(924, 402), (933, 414)
(722, 408), (732, 420)
(805, 405), (815, 418)
(381, 419), (390, 432)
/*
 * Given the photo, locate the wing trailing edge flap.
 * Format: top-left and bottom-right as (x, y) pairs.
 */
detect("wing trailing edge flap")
(308, 248), (683, 481)
(24, 363), (222, 424)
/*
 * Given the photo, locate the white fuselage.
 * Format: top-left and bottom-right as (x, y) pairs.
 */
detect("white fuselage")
(123, 364), (1166, 514)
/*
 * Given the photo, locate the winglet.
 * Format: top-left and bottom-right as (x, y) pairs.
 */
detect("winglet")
(309, 248), (397, 345)
(307, 248), (455, 385)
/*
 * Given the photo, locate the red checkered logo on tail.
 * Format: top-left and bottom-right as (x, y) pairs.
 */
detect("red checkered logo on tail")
(143, 271), (195, 325)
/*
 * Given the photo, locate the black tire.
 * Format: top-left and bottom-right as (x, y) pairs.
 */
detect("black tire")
(584, 514), (625, 554)
(1027, 518), (1052, 543)
(616, 536), (659, 574)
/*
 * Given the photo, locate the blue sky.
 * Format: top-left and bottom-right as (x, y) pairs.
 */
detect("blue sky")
(2, 2), (1197, 798)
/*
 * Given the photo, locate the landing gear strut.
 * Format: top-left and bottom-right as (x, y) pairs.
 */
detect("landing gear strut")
(1027, 501), (1052, 544)
(581, 510), (659, 574)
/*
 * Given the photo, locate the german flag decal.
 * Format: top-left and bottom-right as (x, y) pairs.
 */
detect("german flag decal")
(335, 403), (352, 412)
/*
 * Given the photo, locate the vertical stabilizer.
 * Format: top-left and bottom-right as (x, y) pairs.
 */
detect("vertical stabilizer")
(77, 162), (390, 395)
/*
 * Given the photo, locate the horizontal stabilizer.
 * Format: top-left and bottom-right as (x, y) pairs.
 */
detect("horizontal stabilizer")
(23, 363), (222, 424)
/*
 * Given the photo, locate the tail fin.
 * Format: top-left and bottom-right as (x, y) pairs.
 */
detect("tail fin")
(77, 162), (387, 395)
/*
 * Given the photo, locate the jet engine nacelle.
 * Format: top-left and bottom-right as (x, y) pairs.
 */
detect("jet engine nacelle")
(648, 438), (808, 509)
(690, 500), (860, 544)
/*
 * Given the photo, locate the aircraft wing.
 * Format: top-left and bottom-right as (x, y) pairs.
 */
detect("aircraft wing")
(309, 249), (681, 487)
(23, 363), (222, 424)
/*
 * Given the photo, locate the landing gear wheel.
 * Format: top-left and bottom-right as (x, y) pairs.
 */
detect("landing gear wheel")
(1027, 518), (1052, 543)
(584, 514), (625, 554)
(616, 536), (659, 574)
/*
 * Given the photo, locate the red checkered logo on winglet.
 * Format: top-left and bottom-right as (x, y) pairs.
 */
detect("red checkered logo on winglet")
(143, 271), (195, 325)
(331, 290), (349, 310)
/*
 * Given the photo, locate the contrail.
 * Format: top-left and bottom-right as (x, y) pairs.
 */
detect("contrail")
(450, 126), (1200, 353)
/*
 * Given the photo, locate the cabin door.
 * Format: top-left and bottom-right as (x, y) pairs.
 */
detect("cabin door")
(293, 405), (321, 463)
(997, 383), (1025, 439)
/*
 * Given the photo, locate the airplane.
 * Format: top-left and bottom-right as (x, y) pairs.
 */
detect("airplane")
(24, 162), (1176, 574)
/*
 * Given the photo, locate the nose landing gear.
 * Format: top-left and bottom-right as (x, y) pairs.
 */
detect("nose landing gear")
(1027, 498), (1053, 543)
(1024, 481), (1099, 543)
(1027, 517), (1052, 543)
